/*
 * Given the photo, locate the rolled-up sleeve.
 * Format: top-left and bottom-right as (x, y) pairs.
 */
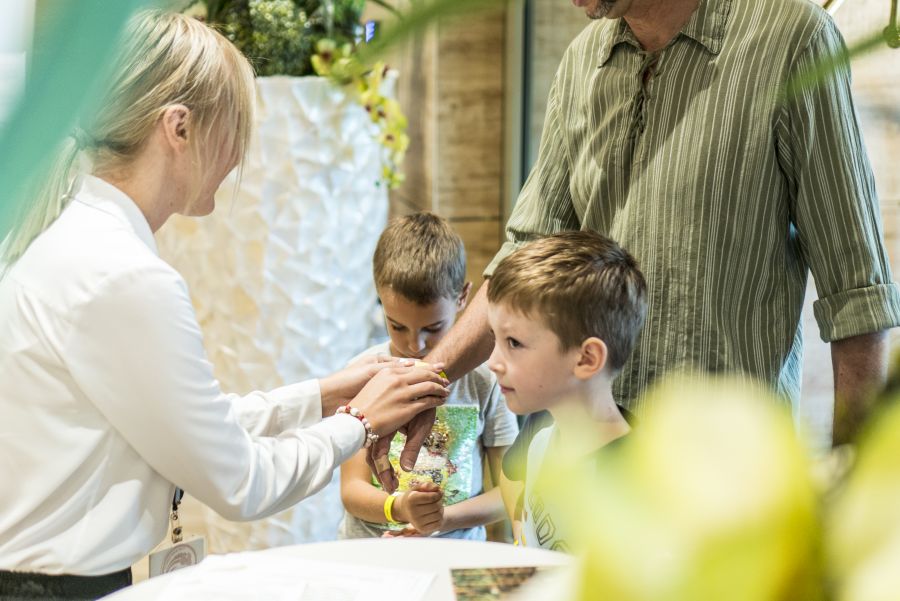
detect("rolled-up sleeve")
(776, 18), (900, 342)
(484, 65), (580, 278)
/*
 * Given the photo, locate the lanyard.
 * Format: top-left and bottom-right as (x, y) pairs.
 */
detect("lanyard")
(170, 487), (184, 544)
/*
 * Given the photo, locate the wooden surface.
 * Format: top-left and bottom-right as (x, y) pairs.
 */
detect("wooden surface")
(526, 3), (590, 171)
(387, 6), (508, 293)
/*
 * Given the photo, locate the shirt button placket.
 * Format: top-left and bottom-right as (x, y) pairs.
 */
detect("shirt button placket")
(632, 51), (660, 165)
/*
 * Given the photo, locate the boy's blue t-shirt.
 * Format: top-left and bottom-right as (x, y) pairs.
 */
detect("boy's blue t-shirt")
(338, 341), (519, 540)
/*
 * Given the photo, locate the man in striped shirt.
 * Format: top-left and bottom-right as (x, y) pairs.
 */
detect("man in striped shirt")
(371, 0), (900, 488)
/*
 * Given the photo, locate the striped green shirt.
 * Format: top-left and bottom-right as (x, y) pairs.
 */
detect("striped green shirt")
(485, 0), (900, 411)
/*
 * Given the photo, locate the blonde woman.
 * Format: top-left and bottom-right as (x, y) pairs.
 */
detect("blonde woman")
(0, 10), (447, 599)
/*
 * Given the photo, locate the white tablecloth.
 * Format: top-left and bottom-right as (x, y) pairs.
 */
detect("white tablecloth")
(106, 538), (571, 600)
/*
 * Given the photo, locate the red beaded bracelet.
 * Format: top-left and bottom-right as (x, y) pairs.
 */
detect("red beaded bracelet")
(335, 405), (379, 448)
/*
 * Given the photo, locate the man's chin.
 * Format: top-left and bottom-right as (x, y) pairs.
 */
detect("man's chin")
(585, 0), (627, 19)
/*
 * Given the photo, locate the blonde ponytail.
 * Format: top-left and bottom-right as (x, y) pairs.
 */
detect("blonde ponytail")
(1, 135), (84, 269)
(0, 9), (256, 272)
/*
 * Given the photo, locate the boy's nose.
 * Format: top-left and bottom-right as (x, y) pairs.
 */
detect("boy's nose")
(487, 345), (503, 374)
(410, 333), (427, 354)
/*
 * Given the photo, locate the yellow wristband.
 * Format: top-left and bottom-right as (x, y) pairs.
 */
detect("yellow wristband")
(384, 493), (398, 524)
(413, 360), (447, 380)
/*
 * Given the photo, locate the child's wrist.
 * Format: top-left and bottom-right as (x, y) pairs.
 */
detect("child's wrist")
(438, 506), (453, 531)
(389, 492), (409, 523)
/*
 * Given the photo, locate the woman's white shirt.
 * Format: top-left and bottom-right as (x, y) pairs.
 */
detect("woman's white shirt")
(0, 175), (365, 576)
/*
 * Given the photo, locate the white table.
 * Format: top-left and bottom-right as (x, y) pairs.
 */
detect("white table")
(107, 538), (570, 600)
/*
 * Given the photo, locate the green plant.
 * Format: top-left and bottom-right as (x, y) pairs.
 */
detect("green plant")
(183, 0), (411, 187)
(310, 41), (408, 188)
(192, 0), (371, 76)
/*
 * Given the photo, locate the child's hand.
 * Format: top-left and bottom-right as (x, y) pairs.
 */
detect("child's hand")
(381, 526), (424, 538)
(393, 482), (443, 535)
(512, 519), (524, 545)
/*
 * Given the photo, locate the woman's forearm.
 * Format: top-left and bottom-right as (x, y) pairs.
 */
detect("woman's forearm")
(318, 374), (345, 418)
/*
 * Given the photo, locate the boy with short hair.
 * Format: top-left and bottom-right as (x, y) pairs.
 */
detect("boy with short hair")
(339, 212), (519, 539)
(487, 230), (647, 551)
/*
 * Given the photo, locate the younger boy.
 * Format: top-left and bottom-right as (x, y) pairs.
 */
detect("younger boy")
(487, 230), (647, 551)
(339, 213), (519, 539)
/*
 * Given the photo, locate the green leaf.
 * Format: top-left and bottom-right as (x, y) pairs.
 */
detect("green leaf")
(783, 29), (893, 103)
(366, 0), (402, 18)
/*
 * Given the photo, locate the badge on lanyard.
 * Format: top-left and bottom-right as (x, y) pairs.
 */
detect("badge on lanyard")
(148, 488), (207, 577)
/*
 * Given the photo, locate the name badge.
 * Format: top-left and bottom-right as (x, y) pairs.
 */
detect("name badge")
(148, 535), (206, 577)
(149, 487), (206, 577)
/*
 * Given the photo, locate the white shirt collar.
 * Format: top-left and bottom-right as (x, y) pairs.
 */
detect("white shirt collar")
(75, 174), (159, 255)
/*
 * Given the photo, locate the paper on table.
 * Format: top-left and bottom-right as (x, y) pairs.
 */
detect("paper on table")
(154, 554), (435, 601)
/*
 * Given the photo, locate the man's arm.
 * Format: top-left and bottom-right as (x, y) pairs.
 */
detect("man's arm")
(367, 285), (496, 492)
(832, 330), (889, 446)
(774, 15), (900, 446)
(402, 283), (497, 469)
(427, 282), (495, 379)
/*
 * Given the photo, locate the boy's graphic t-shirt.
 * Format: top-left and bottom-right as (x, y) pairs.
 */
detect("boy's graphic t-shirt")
(521, 427), (567, 552)
(521, 415), (631, 552)
(339, 341), (519, 540)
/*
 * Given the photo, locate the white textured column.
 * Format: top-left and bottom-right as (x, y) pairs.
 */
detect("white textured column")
(156, 76), (391, 551)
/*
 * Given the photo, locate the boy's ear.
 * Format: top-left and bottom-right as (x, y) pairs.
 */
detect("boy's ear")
(574, 337), (608, 380)
(457, 282), (473, 311)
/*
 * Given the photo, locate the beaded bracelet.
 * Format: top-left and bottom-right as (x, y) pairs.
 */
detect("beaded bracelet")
(335, 405), (379, 448)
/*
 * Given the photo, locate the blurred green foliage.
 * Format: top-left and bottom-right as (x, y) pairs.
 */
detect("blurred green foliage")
(0, 0), (147, 253)
(198, 0), (370, 76)
(827, 389), (900, 601)
(533, 369), (900, 600)
(537, 378), (826, 601)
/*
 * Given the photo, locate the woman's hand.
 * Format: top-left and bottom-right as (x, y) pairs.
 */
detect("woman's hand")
(319, 354), (416, 416)
(349, 364), (449, 436)
(366, 359), (445, 492)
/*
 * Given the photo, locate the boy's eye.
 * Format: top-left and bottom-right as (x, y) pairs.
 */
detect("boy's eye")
(390, 324), (407, 332)
(424, 327), (442, 334)
(507, 337), (522, 349)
